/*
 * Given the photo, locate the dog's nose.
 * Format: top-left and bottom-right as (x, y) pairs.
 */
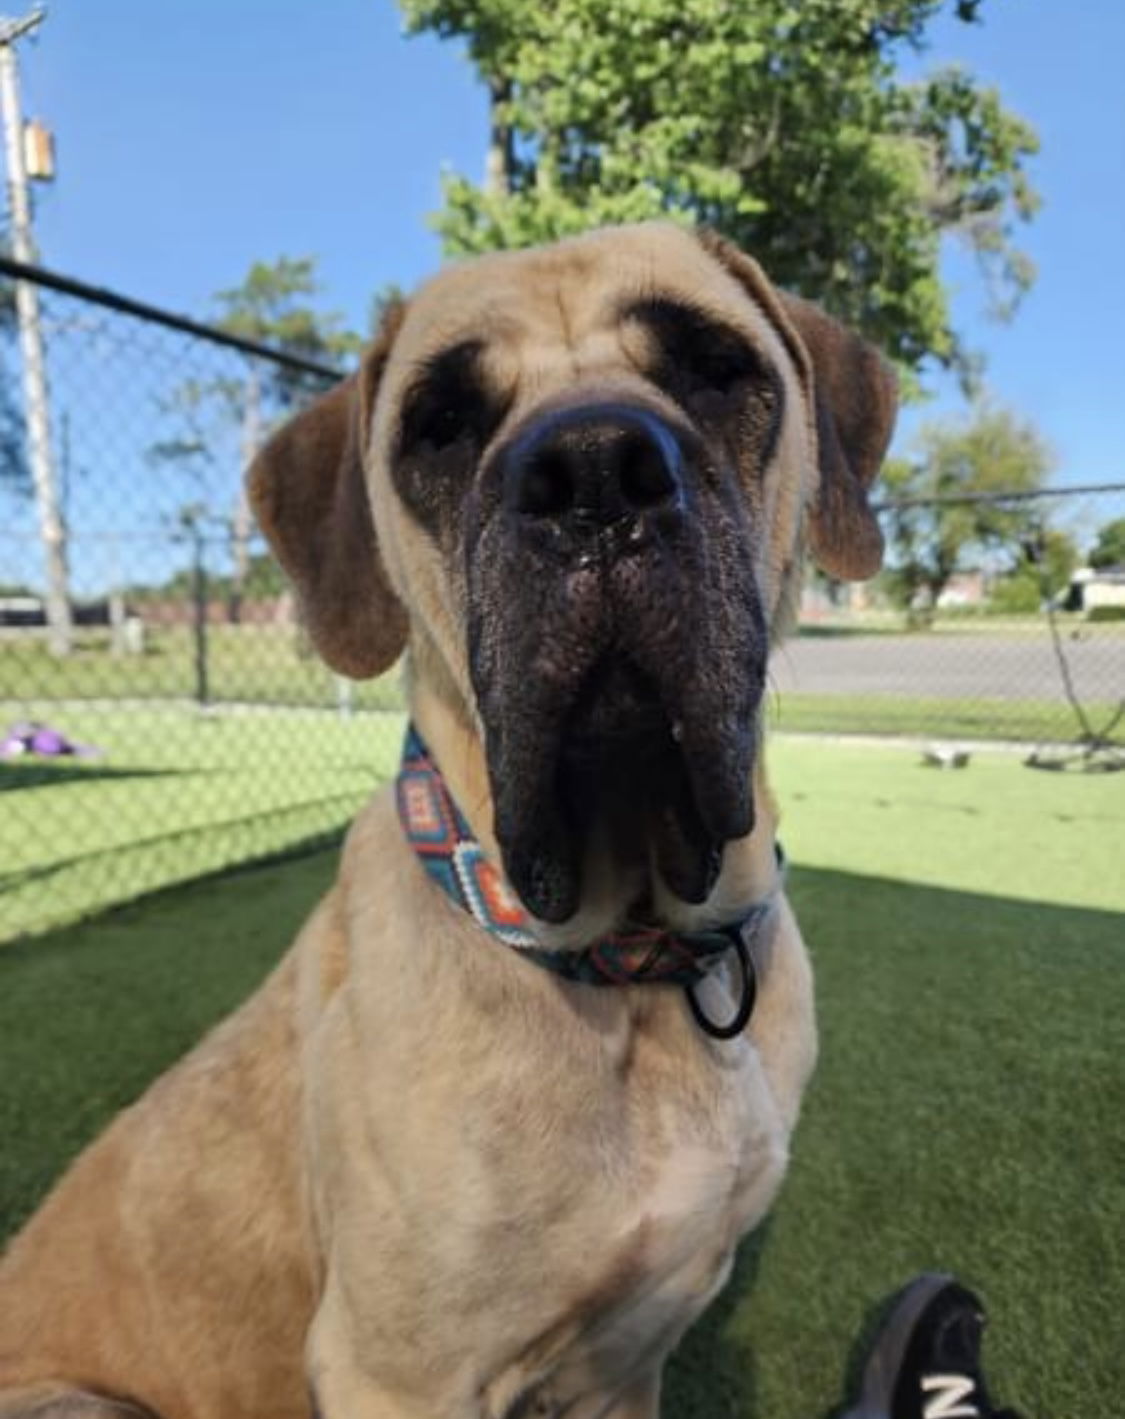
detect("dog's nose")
(503, 404), (684, 531)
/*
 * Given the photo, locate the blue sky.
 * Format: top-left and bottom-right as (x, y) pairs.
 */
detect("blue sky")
(14, 0), (1125, 487)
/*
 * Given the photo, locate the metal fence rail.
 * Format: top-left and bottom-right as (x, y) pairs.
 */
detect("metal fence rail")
(0, 259), (1122, 940)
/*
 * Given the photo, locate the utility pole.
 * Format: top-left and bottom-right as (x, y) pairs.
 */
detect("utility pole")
(0, 8), (70, 655)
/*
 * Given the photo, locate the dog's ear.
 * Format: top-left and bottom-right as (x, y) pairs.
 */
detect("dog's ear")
(775, 290), (897, 579)
(248, 304), (409, 678)
(698, 230), (897, 581)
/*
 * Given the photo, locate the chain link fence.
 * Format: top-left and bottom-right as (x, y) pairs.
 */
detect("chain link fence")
(1, 258), (1122, 940)
(770, 483), (1125, 757)
(0, 259), (406, 942)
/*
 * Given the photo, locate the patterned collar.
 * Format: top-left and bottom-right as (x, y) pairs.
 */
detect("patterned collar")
(395, 725), (784, 1040)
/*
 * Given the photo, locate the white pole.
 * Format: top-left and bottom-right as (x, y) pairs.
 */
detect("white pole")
(0, 8), (70, 655)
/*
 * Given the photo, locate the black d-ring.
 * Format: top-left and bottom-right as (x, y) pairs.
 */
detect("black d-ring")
(684, 929), (757, 1041)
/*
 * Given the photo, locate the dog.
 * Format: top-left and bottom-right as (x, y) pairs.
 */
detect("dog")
(0, 222), (895, 1419)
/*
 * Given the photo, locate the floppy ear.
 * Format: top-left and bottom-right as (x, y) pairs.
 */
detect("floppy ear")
(776, 290), (897, 580)
(247, 305), (409, 678)
(698, 230), (897, 581)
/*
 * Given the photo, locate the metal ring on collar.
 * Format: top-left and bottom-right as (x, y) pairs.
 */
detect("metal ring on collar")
(684, 927), (757, 1041)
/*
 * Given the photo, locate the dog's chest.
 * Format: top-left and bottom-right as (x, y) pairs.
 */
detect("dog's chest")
(317, 927), (795, 1418)
(468, 1028), (790, 1417)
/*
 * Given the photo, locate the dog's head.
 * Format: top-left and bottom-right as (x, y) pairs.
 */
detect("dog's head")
(250, 224), (895, 931)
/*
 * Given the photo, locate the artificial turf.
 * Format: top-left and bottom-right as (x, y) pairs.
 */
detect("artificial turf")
(1, 743), (1122, 1419)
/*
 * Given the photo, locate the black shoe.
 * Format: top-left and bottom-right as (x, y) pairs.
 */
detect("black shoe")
(842, 1272), (1022, 1419)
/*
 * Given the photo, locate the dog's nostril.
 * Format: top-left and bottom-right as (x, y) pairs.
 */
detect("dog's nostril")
(517, 449), (574, 518)
(506, 403), (685, 531)
(618, 429), (678, 510)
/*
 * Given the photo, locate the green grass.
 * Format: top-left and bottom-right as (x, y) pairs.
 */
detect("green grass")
(768, 739), (1125, 912)
(0, 626), (406, 709)
(0, 703), (405, 940)
(669, 868), (1124, 1419)
(768, 691), (1120, 744)
(1, 742), (1122, 1417)
(6, 623), (1121, 747)
(799, 612), (1125, 638)
(0, 852), (336, 1237)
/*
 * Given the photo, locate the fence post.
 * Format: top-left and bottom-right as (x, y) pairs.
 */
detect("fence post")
(180, 510), (210, 708)
(193, 526), (209, 708)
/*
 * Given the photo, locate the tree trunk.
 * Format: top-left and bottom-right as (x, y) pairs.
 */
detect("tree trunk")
(922, 570), (953, 624)
(230, 363), (263, 625)
(485, 76), (514, 196)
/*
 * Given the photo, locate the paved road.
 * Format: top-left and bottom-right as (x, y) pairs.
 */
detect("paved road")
(769, 631), (1122, 703)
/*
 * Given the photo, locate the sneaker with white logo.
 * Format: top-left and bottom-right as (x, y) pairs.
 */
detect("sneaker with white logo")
(841, 1273), (1023, 1419)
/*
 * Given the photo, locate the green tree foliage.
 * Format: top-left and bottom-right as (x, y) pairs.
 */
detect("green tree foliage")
(125, 552), (286, 604)
(213, 256), (360, 404)
(990, 527), (1079, 613)
(1027, 527), (1079, 596)
(880, 405), (1054, 619)
(1088, 517), (1125, 570)
(400, 0), (1038, 388)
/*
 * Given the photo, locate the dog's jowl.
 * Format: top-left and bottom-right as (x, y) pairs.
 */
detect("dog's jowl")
(0, 223), (896, 1419)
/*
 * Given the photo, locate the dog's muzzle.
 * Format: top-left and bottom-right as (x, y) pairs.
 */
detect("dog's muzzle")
(467, 395), (764, 925)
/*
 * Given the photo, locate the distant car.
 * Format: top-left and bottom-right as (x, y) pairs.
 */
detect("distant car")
(0, 596), (136, 629)
(0, 595), (46, 627)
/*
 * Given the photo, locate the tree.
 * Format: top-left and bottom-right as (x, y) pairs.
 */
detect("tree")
(151, 257), (357, 622)
(212, 258), (359, 622)
(1025, 527), (1079, 597)
(989, 526), (1079, 613)
(400, 0), (1038, 389)
(1088, 517), (1125, 571)
(880, 405), (1054, 620)
(124, 551), (286, 605)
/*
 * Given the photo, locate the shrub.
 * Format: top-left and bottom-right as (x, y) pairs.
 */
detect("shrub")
(988, 573), (1041, 615)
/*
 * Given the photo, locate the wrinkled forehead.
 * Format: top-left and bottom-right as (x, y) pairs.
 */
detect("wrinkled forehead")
(376, 223), (798, 417)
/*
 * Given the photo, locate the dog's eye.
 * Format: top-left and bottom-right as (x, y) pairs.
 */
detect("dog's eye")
(408, 401), (465, 452)
(399, 341), (490, 455)
(682, 335), (762, 394)
(625, 298), (765, 398)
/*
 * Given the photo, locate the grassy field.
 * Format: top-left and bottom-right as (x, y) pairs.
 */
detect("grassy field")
(1, 742), (1122, 1418)
(2, 696), (1118, 942)
(0, 702), (405, 940)
(767, 690), (1119, 744)
(0, 626), (405, 710)
(5, 619), (1121, 747)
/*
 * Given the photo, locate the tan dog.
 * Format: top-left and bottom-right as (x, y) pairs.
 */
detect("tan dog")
(0, 223), (895, 1419)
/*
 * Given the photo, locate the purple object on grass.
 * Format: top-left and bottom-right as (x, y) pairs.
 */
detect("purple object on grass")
(0, 721), (103, 760)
